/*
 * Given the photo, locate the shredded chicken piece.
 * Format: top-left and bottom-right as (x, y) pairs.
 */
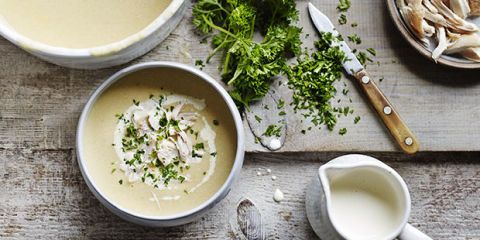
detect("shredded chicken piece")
(445, 33), (480, 53)
(398, 0), (480, 61)
(432, 26), (448, 60)
(461, 47), (480, 61)
(449, 0), (471, 18)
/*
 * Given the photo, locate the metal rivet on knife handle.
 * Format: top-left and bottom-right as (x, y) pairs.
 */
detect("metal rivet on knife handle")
(361, 76), (370, 84)
(383, 106), (392, 115)
(405, 137), (413, 146)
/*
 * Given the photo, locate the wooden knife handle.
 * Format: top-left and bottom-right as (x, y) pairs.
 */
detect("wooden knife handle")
(354, 70), (419, 154)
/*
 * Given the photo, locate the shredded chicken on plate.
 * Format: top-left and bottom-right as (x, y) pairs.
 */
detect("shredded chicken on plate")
(397, 0), (480, 62)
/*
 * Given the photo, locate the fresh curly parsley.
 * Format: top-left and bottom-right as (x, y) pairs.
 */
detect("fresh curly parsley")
(193, 0), (301, 107)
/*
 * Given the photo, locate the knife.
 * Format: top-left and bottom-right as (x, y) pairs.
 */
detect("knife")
(308, 3), (419, 154)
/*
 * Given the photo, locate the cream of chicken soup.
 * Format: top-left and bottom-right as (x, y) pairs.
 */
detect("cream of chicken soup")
(0, 0), (172, 48)
(81, 69), (237, 216)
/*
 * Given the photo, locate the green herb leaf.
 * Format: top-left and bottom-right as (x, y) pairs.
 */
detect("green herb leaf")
(192, 0), (301, 107)
(347, 34), (361, 44)
(354, 116), (361, 124)
(263, 124), (282, 137)
(338, 14), (347, 25)
(337, 0), (351, 12)
(366, 48), (376, 56)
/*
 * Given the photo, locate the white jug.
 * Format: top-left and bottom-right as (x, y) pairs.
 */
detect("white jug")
(305, 154), (432, 240)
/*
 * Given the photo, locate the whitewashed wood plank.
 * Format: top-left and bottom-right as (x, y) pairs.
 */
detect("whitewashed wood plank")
(1, 150), (479, 239)
(0, 0), (480, 152)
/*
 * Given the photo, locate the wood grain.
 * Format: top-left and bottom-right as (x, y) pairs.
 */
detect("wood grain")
(0, 151), (478, 239)
(0, 0), (480, 152)
(0, 1), (479, 239)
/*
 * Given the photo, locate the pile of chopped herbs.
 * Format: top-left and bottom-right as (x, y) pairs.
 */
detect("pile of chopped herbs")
(193, 0), (374, 135)
(193, 0), (301, 106)
(286, 33), (347, 130)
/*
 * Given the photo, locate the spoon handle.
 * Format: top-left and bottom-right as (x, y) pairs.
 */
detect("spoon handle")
(354, 70), (419, 154)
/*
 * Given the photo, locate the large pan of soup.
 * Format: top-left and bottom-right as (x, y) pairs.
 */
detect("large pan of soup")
(0, 0), (186, 69)
(76, 62), (245, 226)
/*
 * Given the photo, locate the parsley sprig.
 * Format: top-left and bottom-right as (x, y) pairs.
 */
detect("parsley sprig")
(193, 0), (301, 107)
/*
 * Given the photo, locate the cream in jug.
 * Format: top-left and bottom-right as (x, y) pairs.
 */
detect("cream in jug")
(329, 167), (405, 239)
(305, 154), (432, 240)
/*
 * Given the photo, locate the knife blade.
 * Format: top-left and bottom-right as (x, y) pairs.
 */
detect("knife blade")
(307, 2), (363, 75)
(307, 2), (419, 154)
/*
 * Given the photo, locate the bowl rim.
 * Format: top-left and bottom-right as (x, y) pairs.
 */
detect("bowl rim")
(0, 0), (185, 58)
(386, 0), (480, 69)
(76, 61), (245, 221)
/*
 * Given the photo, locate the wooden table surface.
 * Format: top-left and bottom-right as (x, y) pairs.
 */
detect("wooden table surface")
(0, 0), (479, 152)
(0, 0), (479, 239)
(1, 152), (479, 239)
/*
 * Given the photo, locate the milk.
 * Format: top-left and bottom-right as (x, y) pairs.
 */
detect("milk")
(328, 168), (404, 240)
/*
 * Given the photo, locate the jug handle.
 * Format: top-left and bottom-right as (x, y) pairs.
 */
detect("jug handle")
(399, 223), (432, 240)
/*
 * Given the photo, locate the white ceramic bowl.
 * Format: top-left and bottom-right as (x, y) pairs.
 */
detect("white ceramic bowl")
(76, 62), (245, 226)
(0, 1), (187, 69)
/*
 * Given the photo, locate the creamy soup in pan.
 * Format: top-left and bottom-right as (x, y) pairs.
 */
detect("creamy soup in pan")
(0, 0), (172, 48)
(81, 68), (237, 216)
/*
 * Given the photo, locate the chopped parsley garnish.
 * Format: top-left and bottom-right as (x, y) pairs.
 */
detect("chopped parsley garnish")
(277, 99), (285, 109)
(115, 113), (124, 120)
(354, 116), (361, 124)
(347, 34), (361, 44)
(213, 119), (219, 126)
(357, 51), (373, 66)
(118, 179), (123, 185)
(194, 142), (205, 150)
(263, 124), (282, 137)
(114, 96), (210, 189)
(338, 14), (347, 25)
(367, 48), (377, 56)
(195, 59), (205, 70)
(337, 0), (351, 12)
(339, 128), (347, 135)
(351, 22), (358, 27)
(286, 33), (347, 130)
(133, 99), (140, 106)
(255, 115), (263, 123)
